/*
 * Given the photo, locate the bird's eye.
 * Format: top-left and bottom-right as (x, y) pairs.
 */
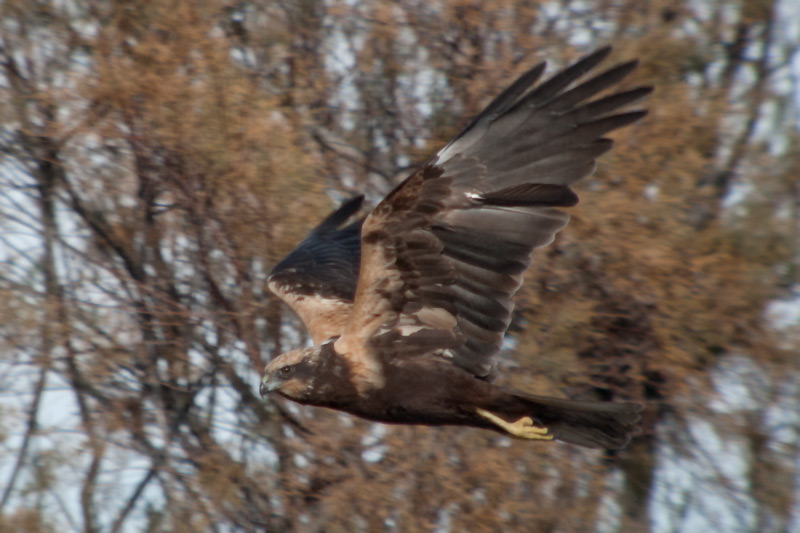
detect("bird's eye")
(279, 366), (292, 378)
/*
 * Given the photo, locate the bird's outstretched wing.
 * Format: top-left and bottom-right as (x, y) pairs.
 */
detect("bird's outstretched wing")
(333, 47), (651, 385)
(268, 195), (364, 343)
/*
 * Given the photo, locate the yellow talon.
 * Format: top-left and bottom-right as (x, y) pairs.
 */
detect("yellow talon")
(476, 408), (554, 441)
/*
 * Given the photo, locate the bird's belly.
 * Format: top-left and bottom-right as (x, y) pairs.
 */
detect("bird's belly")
(344, 375), (490, 427)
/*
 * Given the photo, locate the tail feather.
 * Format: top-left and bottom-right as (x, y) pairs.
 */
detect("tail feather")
(512, 393), (642, 449)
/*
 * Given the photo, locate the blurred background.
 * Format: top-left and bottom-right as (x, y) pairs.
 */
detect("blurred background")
(1, 1), (799, 531)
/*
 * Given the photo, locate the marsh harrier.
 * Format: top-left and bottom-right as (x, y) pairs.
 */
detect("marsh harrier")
(262, 47), (650, 449)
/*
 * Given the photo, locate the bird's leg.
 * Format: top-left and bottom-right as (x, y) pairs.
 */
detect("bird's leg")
(475, 408), (554, 441)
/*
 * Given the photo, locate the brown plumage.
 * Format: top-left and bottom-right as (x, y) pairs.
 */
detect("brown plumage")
(262, 47), (650, 449)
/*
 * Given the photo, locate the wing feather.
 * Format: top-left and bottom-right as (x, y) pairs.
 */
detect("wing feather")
(268, 196), (364, 343)
(332, 48), (651, 385)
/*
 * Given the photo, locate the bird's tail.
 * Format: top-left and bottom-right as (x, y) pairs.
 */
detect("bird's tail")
(492, 392), (643, 449)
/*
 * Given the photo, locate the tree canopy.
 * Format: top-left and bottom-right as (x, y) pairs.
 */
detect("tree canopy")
(1, 1), (798, 531)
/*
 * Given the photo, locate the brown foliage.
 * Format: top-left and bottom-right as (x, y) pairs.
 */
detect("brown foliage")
(1, 0), (798, 531)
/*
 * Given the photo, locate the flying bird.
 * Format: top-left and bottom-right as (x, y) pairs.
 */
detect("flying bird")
(262, 47), (651, 449)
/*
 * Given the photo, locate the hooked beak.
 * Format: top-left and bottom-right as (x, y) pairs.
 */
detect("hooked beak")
(259, 376), (281, 398)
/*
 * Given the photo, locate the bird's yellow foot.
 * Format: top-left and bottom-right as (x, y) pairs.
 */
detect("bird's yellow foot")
(476, 408), (554, 440)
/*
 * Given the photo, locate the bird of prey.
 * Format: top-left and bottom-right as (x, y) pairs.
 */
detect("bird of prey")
(262, 47), (651, 449)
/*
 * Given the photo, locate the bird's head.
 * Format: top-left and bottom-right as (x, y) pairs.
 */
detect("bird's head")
(260, 346), (320, 401)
